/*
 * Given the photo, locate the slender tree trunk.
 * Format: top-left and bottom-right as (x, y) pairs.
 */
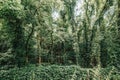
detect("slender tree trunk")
(50, 30), (54, 63)
(37, 33), (42, 64)
(25, 24), (35, 64)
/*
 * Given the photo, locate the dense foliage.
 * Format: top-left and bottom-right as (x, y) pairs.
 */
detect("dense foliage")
(0, 65), (120, 80)
(0, 0), (120, 79)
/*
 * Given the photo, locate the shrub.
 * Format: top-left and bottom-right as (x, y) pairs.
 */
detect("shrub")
(0, 65), (119, 80)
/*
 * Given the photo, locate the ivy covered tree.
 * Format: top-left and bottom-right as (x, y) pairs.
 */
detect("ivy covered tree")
(0, 0), (26, 67)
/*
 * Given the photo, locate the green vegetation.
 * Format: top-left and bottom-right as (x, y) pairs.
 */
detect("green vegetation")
(0, 0), (120, 80)
(0, 65), (119, 80)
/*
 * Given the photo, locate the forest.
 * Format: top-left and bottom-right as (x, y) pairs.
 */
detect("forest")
(0, 0), (120, 80)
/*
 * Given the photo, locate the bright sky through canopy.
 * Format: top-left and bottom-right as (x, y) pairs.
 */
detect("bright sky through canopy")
(52, 0), (83, 20)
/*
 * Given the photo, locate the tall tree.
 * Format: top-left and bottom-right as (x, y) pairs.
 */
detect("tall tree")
(0, 0), (26, 66)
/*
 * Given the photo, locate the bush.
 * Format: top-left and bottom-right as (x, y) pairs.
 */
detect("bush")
(0, 65), (119, 80)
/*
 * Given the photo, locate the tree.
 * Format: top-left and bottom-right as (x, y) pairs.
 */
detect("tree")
(0, 0), (26, 67)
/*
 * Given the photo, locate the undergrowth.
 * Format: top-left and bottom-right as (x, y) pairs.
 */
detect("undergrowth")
(0, 65), (120, 80)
